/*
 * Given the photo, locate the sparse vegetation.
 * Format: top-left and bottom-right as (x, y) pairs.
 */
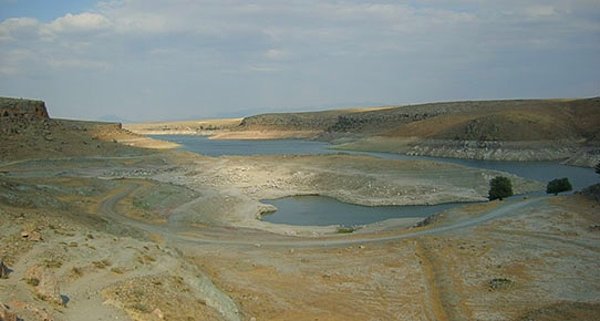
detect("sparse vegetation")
(44, 258), (63, 269)
(130, 302), (151, 313)
(110, 266), (125, 274)
(489, 278), (514, 290)
(92, 259), (112, 269)
(546, 178), (573, 195)
(70, 266), (84, 277)
(488, 176), (513, 201)
(337, 226), (357, 234)
(132, 197), (151, 210)
(26, 277), (40, 286)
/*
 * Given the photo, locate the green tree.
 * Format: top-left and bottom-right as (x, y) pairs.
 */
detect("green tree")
(488, 176), (513, 201)
(546, 177), (573, 195)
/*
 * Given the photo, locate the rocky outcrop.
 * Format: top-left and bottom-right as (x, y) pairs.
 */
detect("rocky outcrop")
(0, 97), (49, 120)
(403, 139), (580, 162)
(0, 260), (10, 279)
(239, 110), (346, 131)
(0, 97), (50, 136)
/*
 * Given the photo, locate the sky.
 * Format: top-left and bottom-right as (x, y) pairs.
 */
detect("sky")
(0, 0), (599, 121)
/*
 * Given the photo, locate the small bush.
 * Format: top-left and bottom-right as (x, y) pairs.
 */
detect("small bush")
(110, 267), (125, 274)
(44, 258), (63, 269)
(488, 176), (513, 201)
(92, 259), (112, 269)
(546, 178), (572, 195)
(26, 277), (40, 286)
(488, 278), (513, 290)
(337, 226), (357, 234)
(71, 266), (84, 277)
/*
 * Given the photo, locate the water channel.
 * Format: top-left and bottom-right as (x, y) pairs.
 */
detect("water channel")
(152, 135), (598, 226)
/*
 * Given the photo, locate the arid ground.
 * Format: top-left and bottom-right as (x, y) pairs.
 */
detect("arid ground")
(1, 98), (599, 321)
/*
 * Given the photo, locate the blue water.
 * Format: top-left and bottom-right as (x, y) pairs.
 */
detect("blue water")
(152, 135), (597, 191)
(152, 135), (598, 226)
(261, 196), (458, 226)
(151, 135), (332, 156)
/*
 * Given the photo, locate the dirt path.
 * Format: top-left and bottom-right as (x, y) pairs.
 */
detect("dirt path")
(99, 181), (549, 248)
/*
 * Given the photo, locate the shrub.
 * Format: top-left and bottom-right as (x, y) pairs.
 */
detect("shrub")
(488, 176), (513, 201)
(546, 177), (572, 195)
(337, 226), (356, 234)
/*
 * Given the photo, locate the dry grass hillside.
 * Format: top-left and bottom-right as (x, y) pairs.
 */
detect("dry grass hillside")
(316, 98), (598, 141)
(128, 97), (600, 144)
(124, 97), (600, 164)
(381, 99), (600, 142)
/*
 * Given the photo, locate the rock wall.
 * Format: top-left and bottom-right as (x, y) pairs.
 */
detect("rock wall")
(0, 97), (49, 120)
(0, 97), (51, 135)
(404, 139), (579, 162)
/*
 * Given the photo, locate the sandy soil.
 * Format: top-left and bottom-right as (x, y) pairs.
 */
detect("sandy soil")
(125, 118), (243, 136)
(1, 119), (599, 321)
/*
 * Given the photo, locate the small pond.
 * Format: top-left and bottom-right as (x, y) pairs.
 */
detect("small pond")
(261, 196), (458, 226)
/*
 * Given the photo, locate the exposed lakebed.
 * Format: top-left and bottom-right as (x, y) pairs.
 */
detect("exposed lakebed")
(152, 135), (598, 226)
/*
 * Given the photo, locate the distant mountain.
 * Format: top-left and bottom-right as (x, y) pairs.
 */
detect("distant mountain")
(98, 114), (130, 123)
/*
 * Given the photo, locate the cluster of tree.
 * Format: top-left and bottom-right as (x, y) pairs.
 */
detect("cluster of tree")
(488, 176), (513, 200)
(489, 162), (600, 201)
(546, 178), (572, 195)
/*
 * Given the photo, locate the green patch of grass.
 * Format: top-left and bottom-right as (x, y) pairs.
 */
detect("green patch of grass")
(132, 198), (152, 210)
(488, 278), (514, 290)
(337, 226), (357, 234)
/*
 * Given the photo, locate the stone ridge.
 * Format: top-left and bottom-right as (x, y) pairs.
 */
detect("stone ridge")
(0, 97), (49, 120)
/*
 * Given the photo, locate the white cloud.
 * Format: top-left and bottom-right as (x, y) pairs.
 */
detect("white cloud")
(264, 48), (288, 60)
(46, 57), (110, 70)
(524, 5), (558, 18)
(0, 0), (599, 120)
(0, 48), (34, 75)
(0, 17), (40, 41)
(47, 12), (111, 33)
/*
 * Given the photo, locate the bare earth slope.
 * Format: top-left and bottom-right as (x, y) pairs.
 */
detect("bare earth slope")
(2, 97), (599, 321)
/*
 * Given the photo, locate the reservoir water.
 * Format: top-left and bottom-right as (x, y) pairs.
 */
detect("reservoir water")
(260, 196), (458, 226)
(151, 135), (332, 156)
(152, 135), (599, 226)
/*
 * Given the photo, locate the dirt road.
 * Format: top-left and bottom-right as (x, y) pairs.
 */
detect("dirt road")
(99, 181), (549, 247)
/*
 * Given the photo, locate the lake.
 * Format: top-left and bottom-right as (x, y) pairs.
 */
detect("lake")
(151, 135), (332, 156)
(152, 135), (598, 226)
(261, 196), (458, 226)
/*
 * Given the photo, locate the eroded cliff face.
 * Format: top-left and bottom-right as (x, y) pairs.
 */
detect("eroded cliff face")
(0, 98), (50, 136)
(0, 98), (49, 120)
